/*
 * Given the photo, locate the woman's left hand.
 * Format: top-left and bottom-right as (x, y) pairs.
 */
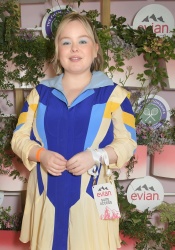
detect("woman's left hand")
(66, 150), (95, 175)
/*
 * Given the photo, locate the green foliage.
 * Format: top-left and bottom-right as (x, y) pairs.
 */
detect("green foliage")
(0, 0), (54, 87)
(115, 177), (175, 249)
(0, 0), (54, 180)
(155, 202), (175, 224)
(0, 114), (17, 166)
(136, 118), (175, 155)
(0, 206), (22, 231)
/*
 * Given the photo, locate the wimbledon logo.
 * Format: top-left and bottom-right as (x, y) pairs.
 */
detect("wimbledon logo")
(42, 6), (74, 38)
(137, 95), (170, 129)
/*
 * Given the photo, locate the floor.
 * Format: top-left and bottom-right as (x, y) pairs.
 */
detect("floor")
(0, 231), (159, 250)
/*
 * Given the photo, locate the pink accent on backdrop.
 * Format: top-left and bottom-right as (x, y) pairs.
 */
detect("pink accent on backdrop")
(0, 231), (29, 250)
(0, 231), (138, 250)
(118, 145), (147, 180)
(112, 55), (148, 87)
(152, 145), (175, 178)
(0, 155), (29, 191)
(159, 59), (175, 89)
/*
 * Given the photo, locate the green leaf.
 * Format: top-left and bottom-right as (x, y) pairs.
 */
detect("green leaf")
(144, 69), (152, 76)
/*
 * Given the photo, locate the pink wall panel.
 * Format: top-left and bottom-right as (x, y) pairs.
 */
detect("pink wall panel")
(152, 145), (175, 178)
(118, 145), (147, 180)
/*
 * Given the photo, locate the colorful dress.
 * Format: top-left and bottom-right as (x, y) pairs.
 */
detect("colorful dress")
(11, 71), (137, 250)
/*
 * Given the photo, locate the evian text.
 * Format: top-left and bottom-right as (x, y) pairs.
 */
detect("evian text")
(131, 192), (160, 200)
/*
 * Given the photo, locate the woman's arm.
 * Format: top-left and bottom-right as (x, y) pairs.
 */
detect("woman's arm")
(11, 87), (67, 175)
(11, 88), (42, 171)
(106, 86), (137, 169)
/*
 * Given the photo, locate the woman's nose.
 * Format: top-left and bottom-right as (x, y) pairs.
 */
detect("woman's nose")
(71, 42), (78, 52)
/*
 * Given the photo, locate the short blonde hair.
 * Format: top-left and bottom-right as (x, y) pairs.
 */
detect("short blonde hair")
(52, 12), (104, 74)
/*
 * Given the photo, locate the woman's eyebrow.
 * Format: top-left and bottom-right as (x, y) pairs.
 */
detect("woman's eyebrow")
(60, 35), (90, 40)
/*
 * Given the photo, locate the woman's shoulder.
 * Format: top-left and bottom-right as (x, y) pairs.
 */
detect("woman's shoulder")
(113, 83), (130, 98)
(38, 74), (62, 89)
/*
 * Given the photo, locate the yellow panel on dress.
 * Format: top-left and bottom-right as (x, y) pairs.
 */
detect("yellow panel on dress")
(30, 104), (38, 112)
(104, 101), (120, 118)
(17, 112), (27, 126)
(122, 111), (135, 128)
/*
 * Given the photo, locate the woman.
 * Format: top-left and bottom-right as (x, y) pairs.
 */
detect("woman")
(11, 12), (137, 250)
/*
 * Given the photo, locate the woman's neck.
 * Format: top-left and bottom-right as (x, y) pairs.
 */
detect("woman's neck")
(61, 72), (92, 106)
(62, 72), (92, 89)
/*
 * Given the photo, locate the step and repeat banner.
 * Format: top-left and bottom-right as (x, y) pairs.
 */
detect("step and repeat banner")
(0, 3), (175, 215)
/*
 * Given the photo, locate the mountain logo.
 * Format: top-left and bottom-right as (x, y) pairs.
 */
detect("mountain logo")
(97, 186), (112, 197)
(98, 186), (109, 191)
(135, 184), (155, 192)
(132, 4), (174, 37)
(142, 14), (165, 23)
(127, 176), (164, 211)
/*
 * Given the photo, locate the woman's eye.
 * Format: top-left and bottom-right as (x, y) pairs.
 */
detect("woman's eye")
(79, 40), (87, 44)
(62, 41), (71, 45)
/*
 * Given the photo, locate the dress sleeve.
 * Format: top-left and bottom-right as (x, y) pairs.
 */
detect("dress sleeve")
(11, 87), (41, 171)
(107, 85), (137, 169)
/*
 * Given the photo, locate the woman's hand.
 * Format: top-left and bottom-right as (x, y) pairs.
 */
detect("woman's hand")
(40, 150), (67, 176)
(66, 150), (95, 175)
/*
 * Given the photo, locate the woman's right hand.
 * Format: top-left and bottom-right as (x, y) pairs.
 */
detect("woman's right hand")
(40, 150), (67, 176)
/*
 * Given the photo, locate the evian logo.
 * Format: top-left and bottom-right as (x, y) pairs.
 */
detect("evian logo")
(97, 186), (112, 197)
(140, 14), (168, 34)
(131, 184), (159, 201)
(132, 4), (174, 37)
(127, 176), (164, 211)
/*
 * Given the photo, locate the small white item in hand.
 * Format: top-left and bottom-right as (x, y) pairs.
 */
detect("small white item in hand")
(106, 168), (112, 177)
(87, 148), (109, 177)
(88, 166), (99, 177)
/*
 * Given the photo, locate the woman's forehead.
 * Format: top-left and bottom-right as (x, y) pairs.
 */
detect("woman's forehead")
(59, 20), (93, 38)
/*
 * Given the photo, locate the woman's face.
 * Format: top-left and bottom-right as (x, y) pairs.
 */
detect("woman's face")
(58, 20), (98, 75)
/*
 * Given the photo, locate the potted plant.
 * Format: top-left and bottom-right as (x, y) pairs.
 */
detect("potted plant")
(155, 202), (175, 226)
(0, 206), (22, 230)
(0, 206), (31, 248)
(155, 202), (175, 249)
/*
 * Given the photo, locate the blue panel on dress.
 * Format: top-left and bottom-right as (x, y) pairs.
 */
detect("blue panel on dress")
(36, 102), (48, 148)
(37, 163), (44, 195)
(14, 123), (23, 132)
(52, 89), (67, 104)
(84, 103), (106, 149)
(71, 89), (94, 107)
(125, 124), (137, 142)
(121, 97), (134, 115)
(21, 101), (28, 112)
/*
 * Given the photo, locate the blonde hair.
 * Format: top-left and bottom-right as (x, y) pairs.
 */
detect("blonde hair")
(52, 12), (104, 74)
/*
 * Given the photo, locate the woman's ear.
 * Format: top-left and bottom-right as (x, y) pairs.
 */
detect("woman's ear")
(94, 43), (99, 58)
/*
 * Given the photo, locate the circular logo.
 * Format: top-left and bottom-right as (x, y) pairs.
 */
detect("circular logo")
(138, 95), (170, 129)
(127, 176), (164, 211)
(132, 4), (174, 37)
(0, 191), (4, 206)
(42, 6), (74, 38)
